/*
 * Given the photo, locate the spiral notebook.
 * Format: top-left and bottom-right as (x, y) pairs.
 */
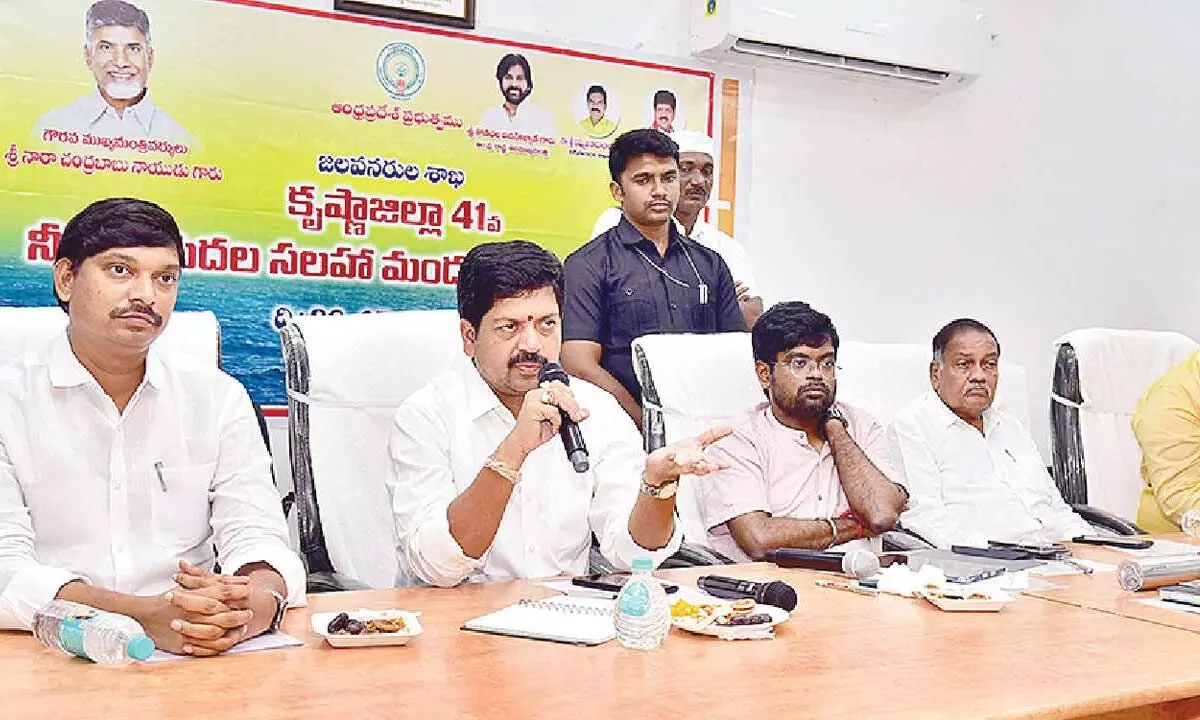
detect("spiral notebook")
(461, 597), (616, 646)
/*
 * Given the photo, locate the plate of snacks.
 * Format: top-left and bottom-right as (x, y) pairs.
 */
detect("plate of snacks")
(311, 609), (423, 647)
(669, 597), (789, 640)
(919, 587), (1015, 613)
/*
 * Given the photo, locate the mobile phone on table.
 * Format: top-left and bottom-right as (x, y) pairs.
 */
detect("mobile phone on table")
(988, 540), (1069, 559)
(1071, 535), (1154, 550)
(570, 573), (679, 594)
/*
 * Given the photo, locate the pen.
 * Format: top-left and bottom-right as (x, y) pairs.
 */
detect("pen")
(815, 579), (878, 596)
(1061, 557), (1094, 575)
(154, 461), (167, 492)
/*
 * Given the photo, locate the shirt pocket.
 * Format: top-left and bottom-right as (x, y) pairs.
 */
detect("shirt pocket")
(150, 462), (216, 551)
(610, 295), (658, 346)
(690, 300), (717, 331)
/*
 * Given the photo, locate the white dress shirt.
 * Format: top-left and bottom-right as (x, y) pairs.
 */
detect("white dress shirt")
(35, 88), (194, 144)
(387, 358), (682, 587)
(476, 101), (557, 137)
(0, 332), (305, 629)
(888, 391), (1091, 548)
(589, 208), (759, 293)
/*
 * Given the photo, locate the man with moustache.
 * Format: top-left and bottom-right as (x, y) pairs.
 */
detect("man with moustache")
(889, 319), (1090, 548)
(0, 198), (303, 655)
(578, 85), (616, 138)
(696, 302), (907, 562)
(476, 53), (557, 136)
(387, 240), (731, 586)
(561, 129), (745, 426)
(590, 131), (763, 327)
(651, 90), (676, 133)
(36, 1), (194, 144)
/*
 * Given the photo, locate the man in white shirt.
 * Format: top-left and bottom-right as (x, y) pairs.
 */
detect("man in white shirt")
(476, 53), (557, 137)
(889, 319), (1091, 548)
(697, 302), (907, 561)
(0, 198), (303, 656)
(387, 240), (731, 587)
(590, 131), (763, 326)
(35, 1), (194, 145)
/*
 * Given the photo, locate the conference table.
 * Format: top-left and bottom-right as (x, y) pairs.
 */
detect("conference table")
(1028, 534), (1200, 635)
(10, 554), (1200, 720)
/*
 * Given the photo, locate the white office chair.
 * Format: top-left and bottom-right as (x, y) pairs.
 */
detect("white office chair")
(0, 305), (221, 368)
(633, 333), (1034, 551)
(280, 310), (463, 590)
(1051, 328), (1200, 526)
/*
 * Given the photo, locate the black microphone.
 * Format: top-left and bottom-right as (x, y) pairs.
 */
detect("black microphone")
(537, 362), (589, 473)
(765, 548), (881, 580)
(696, 575), (798, 612)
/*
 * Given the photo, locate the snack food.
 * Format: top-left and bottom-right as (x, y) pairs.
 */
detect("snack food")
(730, 598), (756, 617)
(326, 612), (408, 635)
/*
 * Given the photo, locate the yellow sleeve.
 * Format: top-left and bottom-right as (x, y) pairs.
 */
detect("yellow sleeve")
(1133, 367), (1200, 524)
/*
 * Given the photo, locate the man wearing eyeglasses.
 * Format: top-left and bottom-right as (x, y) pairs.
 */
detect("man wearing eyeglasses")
(695, 302), (907, 562)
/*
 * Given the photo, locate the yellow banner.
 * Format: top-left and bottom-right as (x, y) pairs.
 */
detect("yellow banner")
(0, 0), (712, 404)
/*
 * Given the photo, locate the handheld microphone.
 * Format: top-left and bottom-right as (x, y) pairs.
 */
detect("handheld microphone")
(765, 548), (881, 580)
(696, 575), (798, 612)
(537, 362), (589, 473)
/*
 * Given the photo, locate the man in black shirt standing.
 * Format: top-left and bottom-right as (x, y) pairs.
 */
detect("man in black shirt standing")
(562, 129), (746, 427)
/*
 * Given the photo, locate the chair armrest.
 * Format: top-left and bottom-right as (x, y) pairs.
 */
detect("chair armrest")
(306, 570), (372, 594)
(1070, 504), (1146, 536)
(659, 542), (735, 569)
(881, 529), (934, 552)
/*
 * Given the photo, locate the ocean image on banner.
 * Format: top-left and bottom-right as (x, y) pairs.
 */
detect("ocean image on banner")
(0, 257), (454, 405)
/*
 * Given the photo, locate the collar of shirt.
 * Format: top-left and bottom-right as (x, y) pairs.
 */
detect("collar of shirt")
(613, 213), (689, 254)
(757, 401), (826, 455)
(927, 390), (1001, 435)
(47, 330), (166, 391)
(458, 356), (514, 423)
(78, 87), (159, 134)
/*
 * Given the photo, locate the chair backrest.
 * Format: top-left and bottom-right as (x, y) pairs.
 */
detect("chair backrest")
(0, 306), (221, 367)
(1051, 328), (1200, 520)
(280, 310), (463, 588)
(633, 333), (1032, 544)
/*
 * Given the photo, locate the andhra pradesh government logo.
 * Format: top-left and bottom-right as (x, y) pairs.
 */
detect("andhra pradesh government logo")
(376, 42), (426, 101)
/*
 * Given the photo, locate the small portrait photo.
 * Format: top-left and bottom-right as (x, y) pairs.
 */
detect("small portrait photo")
(35, 0), (195, 144)
(573, 82), (620, 138)
(645, 88), (685, 134)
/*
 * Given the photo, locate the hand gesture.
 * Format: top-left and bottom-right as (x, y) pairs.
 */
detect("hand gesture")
(644, 425), (733, 487)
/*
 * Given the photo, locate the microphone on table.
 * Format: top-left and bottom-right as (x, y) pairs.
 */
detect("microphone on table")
(696, 575), (799, 612)
(537, 362), (589, 473)
(765, 548), (882, 580)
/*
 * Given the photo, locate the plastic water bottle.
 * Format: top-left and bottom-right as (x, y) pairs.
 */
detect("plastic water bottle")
(33, 600), (155, 665)
(614, 556), (671, 650)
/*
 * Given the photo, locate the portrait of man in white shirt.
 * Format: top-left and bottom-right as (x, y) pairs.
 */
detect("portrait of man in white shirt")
(387, 240), (731, 587)
(888, 318), (1091, 548)
(34, 0), (195, 145)
(476, 52), (557, 137)
(0, 197), (303, 657)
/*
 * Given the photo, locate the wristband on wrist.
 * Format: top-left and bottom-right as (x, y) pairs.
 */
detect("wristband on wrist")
(483, 455), (522, 486)
(825, 517), (839, 549)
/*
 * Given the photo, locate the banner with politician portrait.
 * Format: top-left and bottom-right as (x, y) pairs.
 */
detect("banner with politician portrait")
(0, 0), (713, 406)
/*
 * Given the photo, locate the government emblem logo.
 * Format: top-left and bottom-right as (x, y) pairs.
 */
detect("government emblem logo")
(376, 42), (426, 101)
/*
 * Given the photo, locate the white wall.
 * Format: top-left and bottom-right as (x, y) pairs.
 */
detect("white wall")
(269, 0), (1200, 456)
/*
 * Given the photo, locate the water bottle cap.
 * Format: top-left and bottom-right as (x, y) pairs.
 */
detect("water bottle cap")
(631, 557), (653, 571)
(126, 634), (155, 661)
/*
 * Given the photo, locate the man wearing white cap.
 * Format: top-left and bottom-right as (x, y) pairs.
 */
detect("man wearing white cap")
(590, 130), (763, 326)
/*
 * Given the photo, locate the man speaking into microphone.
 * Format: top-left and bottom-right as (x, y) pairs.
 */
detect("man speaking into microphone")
(387, 241), (732, 587)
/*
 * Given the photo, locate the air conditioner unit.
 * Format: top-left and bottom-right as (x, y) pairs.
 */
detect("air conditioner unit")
(691, 0), (988, 90)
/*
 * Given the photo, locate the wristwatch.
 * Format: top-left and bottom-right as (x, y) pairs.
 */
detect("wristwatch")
(266, 588), (288, 633)
(641, 476), (679, 499)
(823, 405), (849, 436)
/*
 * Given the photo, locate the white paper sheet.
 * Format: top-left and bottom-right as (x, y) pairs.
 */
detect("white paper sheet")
(144, 631), (304, 663)
(1137, 598), (1200, 615)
